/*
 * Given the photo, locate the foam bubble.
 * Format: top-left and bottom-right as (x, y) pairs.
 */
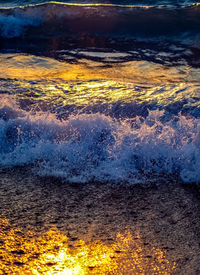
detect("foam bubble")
(0, 96), (200, 184)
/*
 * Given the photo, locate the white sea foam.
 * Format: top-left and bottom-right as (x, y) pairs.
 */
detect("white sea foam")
(0, 95), (199, 184)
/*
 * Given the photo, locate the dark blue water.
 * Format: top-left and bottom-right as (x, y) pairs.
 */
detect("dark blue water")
(0, 1), (199, 39)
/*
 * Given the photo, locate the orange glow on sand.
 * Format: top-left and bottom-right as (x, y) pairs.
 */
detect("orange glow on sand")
(0, 219), (176, 274)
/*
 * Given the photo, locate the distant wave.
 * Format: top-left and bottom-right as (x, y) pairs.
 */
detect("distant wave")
(0, 0), (197, 8)
(0, 2), (200, 38)
(0, 95), (200, 184)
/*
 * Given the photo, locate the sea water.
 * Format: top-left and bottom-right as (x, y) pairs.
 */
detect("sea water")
(0, 0), (200, 184)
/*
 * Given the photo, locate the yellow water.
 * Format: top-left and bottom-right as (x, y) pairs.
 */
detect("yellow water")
(1, 53), (200, 112)
(1, 54), (200, 83)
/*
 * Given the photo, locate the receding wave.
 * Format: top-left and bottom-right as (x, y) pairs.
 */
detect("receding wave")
(0, 95), (200, 184)
(0, 2), (200, 38)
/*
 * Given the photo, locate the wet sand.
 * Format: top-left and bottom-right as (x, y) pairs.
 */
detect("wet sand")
(0, 168), (200, 274)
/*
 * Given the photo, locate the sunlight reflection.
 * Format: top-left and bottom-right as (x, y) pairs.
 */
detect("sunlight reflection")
(15, 79), (200, 111)
(0, 219), (176, 274)
(1, 54), (200, 114)
(1, 54), (200, 83)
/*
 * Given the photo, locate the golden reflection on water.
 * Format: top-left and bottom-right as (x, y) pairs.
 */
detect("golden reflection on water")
(1, 53), (200, 110)
(15, 79), (200, 110)
(0, 219), (176, 274)
(1, 54), (200, 83)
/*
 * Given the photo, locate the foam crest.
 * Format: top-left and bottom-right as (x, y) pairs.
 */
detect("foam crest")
(0, 96), (200, 184)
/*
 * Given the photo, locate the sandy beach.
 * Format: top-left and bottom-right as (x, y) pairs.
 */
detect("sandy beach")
(0, 168), (200, 274)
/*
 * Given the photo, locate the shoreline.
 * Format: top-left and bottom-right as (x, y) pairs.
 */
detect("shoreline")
(0, 167), (200, 273)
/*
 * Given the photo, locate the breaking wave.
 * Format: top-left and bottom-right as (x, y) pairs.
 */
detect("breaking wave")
(0, 14), (41, 38)
(0, 2), (200, 38)
(0, 95), (200, 184)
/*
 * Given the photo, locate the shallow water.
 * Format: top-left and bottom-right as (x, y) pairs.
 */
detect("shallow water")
(0, 51), (200, 183)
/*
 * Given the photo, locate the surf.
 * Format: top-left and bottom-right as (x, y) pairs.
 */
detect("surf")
(0, 2), (200, 38)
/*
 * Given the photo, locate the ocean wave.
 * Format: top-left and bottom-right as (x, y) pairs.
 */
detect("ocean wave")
(0, 95), (200, 184)
(0, 2), (200, 38)
(0, 14), (41, 38)
(0, 0), (197, 8)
